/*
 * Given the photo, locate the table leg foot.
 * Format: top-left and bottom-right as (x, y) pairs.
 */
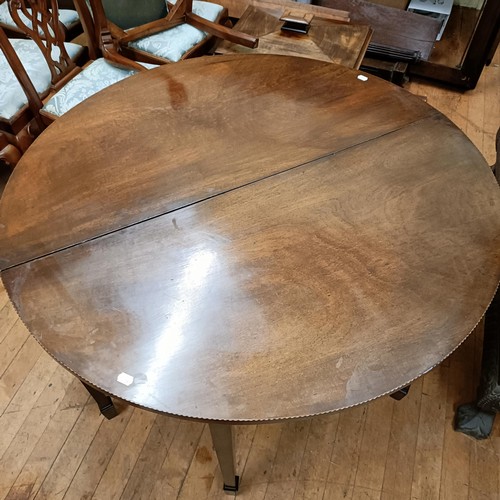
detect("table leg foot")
(223, 475), (240, 493)
(209, 423), (239, 493)
(81, 381), (118, 419)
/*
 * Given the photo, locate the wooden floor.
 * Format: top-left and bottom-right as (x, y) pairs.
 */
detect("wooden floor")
(0, 50), (499, 499)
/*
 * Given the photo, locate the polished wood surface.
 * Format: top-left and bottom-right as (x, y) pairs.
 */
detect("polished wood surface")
(0, 55), (437, 269)
(1, 53), (499, 500)
(216, 6), (372, 69)
(0, 55), (499, 424)
(214, 0), (350, 22)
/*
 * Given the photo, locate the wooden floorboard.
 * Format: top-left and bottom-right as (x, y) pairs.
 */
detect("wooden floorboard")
(0, 50), (499, 499)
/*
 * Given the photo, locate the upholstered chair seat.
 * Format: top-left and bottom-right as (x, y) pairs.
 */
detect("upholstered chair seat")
(0, 1), (80, 34)
(0, 36), (155, 123)
(77, 0), (256, 67)
(0, 38), (83, 122)
(126, 0), (224, 63)
(43, 58), (156, 117)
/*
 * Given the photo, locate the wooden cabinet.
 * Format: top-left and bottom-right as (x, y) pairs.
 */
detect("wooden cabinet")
(315, 0), (499, 89)
(410, 0), (499, 89)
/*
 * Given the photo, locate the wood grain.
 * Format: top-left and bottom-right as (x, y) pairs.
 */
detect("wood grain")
(0, 51), (499, 498)
(2, 108), (499, 422)
(410, 365), (448, 500)
(213, 0), (350, 21)
(216, 6), (372, 69)
(316, 0), (440, 60)
(427, 6), (480, 68)
(0, 55), (436, 269)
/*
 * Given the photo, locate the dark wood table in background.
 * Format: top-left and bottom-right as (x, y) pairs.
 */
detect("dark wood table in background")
(215, 5), (372, 69)
(0, 54), (499, 492)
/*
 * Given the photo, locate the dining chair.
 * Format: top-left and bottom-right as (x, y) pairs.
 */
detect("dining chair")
(0, 0), (80, 40)
(0, 24), (84, 154)
(74, 0), (258, 66)
(1, 0), (157, 131)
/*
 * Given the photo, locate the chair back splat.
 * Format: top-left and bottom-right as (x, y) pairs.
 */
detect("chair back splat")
(9, 0), (79, 85)
(0, 0), (81, 40)
(0, 25), (45, 136)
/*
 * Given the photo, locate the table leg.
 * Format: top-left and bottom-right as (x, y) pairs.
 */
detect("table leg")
(209, 423), (239, 493)
(390, 385), (411, 400)
(81, 381), (118, 420)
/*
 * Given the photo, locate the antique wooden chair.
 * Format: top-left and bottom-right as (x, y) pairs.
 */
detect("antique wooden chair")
(1, 0), (157, 132)
(0, 24), (84, 154)
(74, 0), (258, 66)
(0, 0), (80, 39)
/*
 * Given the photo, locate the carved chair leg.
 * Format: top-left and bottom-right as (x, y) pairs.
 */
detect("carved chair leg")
(17, 127), (35, 153)
(81, 381), (118, 419)
(0, 144), (22, 168)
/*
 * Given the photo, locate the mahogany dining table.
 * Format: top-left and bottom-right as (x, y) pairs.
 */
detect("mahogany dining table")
(1, 54), (499, 492)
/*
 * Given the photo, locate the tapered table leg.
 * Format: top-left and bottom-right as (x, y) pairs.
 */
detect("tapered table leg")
(209, 423), (239, 493)
(81, 381), (118, 419)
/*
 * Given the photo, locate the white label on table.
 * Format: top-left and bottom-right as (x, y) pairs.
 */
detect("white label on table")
(357, 75), (369, 81)
(117, 372), (134, 386)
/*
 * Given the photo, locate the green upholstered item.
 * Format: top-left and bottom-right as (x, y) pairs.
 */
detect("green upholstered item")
(101, 0), (167, 30)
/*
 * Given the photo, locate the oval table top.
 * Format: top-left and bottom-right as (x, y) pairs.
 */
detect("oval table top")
(1, 54), (499, 423)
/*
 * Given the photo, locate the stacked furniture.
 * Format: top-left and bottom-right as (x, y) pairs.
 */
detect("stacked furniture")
(216, 2), (371, 70)
(0, 0), (254, 168)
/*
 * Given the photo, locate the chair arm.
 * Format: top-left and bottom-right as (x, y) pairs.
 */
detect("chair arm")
(186, 12), (258, 48)
(119, 17), (185, 44)
(101, 45), (148, 71)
